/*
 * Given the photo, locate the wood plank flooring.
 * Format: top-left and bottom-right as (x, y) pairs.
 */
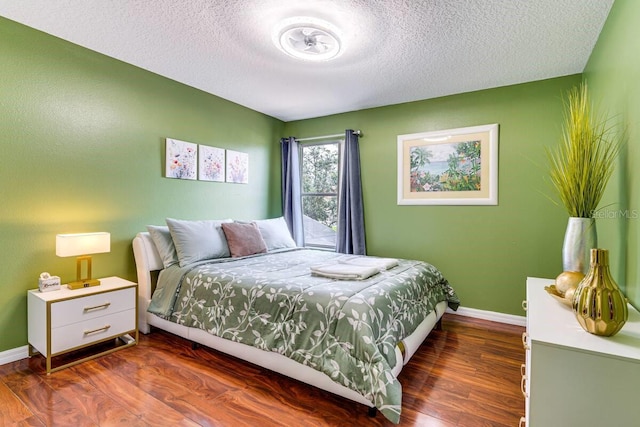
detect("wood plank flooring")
(0, 314), (525, 426)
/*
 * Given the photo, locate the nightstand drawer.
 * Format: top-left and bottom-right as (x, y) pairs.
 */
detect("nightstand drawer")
(51, 308), (135, 354)
(50, 287), (135, 328)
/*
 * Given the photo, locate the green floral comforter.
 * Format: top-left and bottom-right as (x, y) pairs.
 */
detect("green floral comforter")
(148, 248), (459, 423)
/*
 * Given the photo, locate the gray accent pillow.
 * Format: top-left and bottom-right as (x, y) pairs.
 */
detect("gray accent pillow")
(254, 217), (297, 251)
(146, 225), (179, 268)
(165, 218), (232, 267)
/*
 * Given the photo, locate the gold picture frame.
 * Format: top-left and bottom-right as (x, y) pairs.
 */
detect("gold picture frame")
(397, 124), (498, 205)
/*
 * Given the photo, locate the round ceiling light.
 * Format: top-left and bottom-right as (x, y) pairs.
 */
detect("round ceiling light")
(272, 17), (343, 61)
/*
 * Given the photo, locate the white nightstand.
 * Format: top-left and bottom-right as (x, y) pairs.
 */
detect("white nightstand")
(28, 276), (138, 374)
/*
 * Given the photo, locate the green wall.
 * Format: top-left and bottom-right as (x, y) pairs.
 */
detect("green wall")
(3, 2), (636, 354)
(584, 0), (640, 308)
(0, 17), (284, 352)
(284, 76), (582, 316)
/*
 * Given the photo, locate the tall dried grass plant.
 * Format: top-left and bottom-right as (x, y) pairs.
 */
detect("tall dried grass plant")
(547, 83), (621, 218)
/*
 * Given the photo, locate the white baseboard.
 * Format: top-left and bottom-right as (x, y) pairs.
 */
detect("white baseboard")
(0, 345), (29, 366)
(447, 306), (526, 327)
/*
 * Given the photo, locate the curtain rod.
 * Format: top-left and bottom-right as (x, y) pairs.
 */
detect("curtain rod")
(296, 130), (362, 142)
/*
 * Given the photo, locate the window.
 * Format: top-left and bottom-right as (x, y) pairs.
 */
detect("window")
(299, 141), (340, 248)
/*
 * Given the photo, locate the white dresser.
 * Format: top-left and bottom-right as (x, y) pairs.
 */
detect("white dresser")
(28, 276), (138, 373)
(522, 277), (640, 426)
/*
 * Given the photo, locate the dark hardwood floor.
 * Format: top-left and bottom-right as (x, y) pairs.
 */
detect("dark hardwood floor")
(1, 314), (525, 426)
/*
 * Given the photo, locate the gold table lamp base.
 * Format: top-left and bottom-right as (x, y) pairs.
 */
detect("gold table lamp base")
(67, 278), (101, 290)
(68, 255), (101, 290)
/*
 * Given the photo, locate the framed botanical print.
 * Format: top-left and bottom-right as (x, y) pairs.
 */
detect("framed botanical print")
(165, 138), (197, 180)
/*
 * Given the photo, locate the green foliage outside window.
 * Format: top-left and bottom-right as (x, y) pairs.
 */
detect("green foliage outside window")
(301, 143), (339, 232)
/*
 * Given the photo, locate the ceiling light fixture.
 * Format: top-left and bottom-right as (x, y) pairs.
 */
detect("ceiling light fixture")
(272, 17), (343, 61)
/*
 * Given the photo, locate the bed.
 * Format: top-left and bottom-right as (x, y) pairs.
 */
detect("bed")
(132, 218), (459, 424)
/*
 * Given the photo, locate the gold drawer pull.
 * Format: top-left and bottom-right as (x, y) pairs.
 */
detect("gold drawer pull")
(519, 416), (526, 427)
(520, 363), (526, 376)
(83, 325), (111, 335)
(521, 332), (530, 350)
(522, 300), (528, 311)
(83, 302), (111, 312)
(520, 375), (528, 398)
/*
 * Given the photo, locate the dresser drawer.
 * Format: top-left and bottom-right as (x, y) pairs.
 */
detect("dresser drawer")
(50, 287), (135, 328)
(51, 308), (135, 354)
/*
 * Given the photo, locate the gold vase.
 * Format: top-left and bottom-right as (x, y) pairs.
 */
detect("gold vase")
(572, 248), (628, 336)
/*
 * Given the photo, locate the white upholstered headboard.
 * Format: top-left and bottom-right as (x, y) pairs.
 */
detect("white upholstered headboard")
(132, 232), (163, 333)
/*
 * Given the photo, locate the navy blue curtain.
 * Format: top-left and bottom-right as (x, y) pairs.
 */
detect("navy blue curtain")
(280, 137), (304, 246)
(337, 130), (366, 255)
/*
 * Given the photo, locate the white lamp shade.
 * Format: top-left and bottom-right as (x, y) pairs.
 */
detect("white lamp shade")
(56, 232), (111, 257)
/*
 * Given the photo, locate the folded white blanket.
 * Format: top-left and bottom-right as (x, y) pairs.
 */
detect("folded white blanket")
(337, 255), (399, 271)
(310, 263), (380, 280)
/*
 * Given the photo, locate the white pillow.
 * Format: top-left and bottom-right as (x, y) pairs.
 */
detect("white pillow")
(254, 217), (297, 251)
(146, 225), (179, 268)
(166, 218), (232, 267)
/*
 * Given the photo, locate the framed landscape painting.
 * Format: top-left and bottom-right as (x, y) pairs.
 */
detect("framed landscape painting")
(397, 124), (498, 205)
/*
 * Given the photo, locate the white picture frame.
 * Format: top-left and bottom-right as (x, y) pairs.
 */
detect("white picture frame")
(397, 124), (499, 205)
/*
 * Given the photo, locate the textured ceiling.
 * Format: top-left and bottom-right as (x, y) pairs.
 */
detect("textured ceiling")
(0, 0), (614, 121)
